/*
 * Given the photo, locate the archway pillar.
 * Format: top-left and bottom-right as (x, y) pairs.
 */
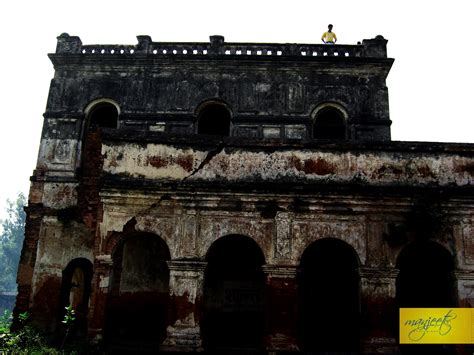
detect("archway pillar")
(455, 270), (474, 307)
(87, 254), (113, 343)
(262, 265), (299, 352)
(161, 260), (207, 352)
(359, 267), (399, 353)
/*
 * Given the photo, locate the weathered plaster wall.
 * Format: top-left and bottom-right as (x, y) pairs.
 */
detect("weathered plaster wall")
(46, 61), (390, 121)
(96, 190), (473, 268)
(102, 140), (474, 187)
(44, 35), (393, 142)
(27, 216), (93, 329)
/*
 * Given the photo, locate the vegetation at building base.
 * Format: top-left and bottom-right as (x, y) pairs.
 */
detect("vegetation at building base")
(0, 196), (93, 353)
(0, 310), (58, 353)
(1, 307), (96, 354)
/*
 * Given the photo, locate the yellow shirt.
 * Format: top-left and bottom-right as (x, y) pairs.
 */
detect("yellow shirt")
(321, 31), (337, 43)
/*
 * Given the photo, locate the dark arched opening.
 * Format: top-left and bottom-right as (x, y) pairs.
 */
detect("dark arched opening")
(59, 258), (93, 339)
(202, 235), (265, 352)
(297, 238), (360, 352)
(88, 102), (118, 129)
(197, 103), (231, 136)
(105, 233), (170, 349)
(80, 101), (119, 185)
(396, 241), (456, 307)
(396, 241), (457, 354)
(313, 107), (346, 140)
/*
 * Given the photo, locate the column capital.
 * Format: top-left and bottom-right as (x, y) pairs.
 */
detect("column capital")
(454, 270), (474, 280)
(359, 266), (399, 279)
(95, 254), (113, 266)
(167, 260), (207, 272)
(263, 264), (298, 278)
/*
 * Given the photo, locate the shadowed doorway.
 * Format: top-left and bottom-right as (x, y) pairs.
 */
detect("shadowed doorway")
(202, 235), (265, 353)
(396, 241), (457, 354)
(59, 258), (93, 339)
(105, 233), (170, 350)
(297, 238), (361, 352)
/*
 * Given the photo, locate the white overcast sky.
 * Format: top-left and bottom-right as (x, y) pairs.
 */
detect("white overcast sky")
(0, 0), (473, 218)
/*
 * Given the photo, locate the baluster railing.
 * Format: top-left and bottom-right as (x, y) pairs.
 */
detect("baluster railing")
(55, 33), (387, 59)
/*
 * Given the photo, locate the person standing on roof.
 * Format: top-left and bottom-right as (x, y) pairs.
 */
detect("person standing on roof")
(321, 24), (337, 44)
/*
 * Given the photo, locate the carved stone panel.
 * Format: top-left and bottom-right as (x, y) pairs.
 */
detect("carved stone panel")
(275, 212), (292, 259)
(462, 224), (474, 265)
(287, 83), (305, 113)
(239, 82), (256, 111)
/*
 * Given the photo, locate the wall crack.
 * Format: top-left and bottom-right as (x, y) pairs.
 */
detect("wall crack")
(182, 140), (225, 181)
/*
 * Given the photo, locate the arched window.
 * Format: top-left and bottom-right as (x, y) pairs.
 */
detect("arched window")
(313, 106), (347, 140)
(87, 101), (119, 129)
(197, 102), (231, 136)
(203, 235), (265, 352)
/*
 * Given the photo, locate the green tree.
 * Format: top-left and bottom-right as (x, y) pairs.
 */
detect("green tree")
(0, 193), (26, 292)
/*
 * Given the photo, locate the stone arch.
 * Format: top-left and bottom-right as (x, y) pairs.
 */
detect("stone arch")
(84, 98), (120, 130)
(396, 241), (457, 354)
(102, 217), (168, 254)
(59, 258), (93, 339)
(298, 236), (361, 266)
(396, 240), (457, 307)
(311, 102), (348, 140)
(293, 225), (366, 266)
(202, 234), (266, 351)
(198, 219), (272, 262)
(297, 237), (361, 352)
(122, 215), (189, 260)
(195, 99), (232, 136)
(104, 232), (171, 347)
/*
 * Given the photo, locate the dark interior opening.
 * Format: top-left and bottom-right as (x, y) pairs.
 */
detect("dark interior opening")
(396, 241), (456, 307)
(88, 103), (118, 129)
(203, 235), (265, 352)
(313, 107), (346, 140)
(59, 258), (93, 339)
(396, 241), (457, 354)
(197, 104), (231, 136)
(105, 234), (170, 350)
(298, 238), (360, 352)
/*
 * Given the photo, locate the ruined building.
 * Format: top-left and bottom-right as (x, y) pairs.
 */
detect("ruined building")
(15, 33), (474, 353)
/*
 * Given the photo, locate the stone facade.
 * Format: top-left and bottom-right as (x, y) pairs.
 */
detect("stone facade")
(15, 33), (474, 353)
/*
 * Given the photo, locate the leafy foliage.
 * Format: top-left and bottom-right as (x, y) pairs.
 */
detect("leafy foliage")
(62, 305), (76, 326)
(60, 305), (76, 349)
(0, 310), (59, 353)
(0, 307), (93, 354)
(0, 193), (26, 293)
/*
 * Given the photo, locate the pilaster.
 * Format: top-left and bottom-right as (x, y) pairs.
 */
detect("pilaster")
(87, 254), (113, 342)
(359, 267), (399, 353)
(262, 265), (299, 352)
(455, 270), (474, 307)
(161, 260), (207, 352)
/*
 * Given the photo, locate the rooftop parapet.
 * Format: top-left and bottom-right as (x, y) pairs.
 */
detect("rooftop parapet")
(55, 33), (389, 59)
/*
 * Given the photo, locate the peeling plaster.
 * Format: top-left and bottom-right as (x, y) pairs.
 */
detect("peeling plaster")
(102, 143), (208, 180)
(103, 143), (474, 187)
